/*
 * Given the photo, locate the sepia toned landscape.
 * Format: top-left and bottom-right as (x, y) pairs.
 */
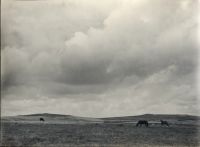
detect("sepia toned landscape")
(1, 0), (199, 146)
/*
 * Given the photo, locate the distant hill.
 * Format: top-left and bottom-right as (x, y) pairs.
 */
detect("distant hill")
(1, 113), (200, 124)
(1, 113), (103, 124)
(21, 113), (71, 117)
(102, 114), (200, 121)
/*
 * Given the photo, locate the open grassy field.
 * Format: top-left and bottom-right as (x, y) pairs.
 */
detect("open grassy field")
(1, 114), (200, 147)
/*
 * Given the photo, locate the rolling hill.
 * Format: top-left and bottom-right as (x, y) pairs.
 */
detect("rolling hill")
(1, 113), (200, 125)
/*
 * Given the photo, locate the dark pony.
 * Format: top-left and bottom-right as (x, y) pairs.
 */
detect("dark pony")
(40, 118), (45, 122)
(136, 120), (149, 127)
(160, 120), (169, 126)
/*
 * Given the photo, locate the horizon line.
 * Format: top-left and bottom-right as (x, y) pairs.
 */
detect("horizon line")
(2, 112), (200, 118)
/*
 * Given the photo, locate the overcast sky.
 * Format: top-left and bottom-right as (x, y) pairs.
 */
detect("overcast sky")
(1, 0), (199, 117)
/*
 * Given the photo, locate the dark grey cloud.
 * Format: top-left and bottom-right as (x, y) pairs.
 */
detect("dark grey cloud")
(1, 0), (199, 117)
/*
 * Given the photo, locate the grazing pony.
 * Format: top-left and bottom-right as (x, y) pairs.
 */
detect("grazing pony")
(40, 117), (45, 122)
(160, 120), (169, 127)
(136, 120), (149, 127)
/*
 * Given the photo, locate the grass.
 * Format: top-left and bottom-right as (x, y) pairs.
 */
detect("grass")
(1, 122), (200, 147)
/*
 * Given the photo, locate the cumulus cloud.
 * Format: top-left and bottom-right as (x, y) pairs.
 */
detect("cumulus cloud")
(1, 0), (199, 117)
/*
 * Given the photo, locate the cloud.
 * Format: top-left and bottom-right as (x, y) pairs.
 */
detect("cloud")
(1, 0), (198, 117)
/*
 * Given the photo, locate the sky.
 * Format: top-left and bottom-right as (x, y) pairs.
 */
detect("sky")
(1, 0), (199, 117)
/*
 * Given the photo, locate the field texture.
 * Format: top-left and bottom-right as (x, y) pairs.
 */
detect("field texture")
(1, 114), (200, 147)
(1, 122), (200, 147)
